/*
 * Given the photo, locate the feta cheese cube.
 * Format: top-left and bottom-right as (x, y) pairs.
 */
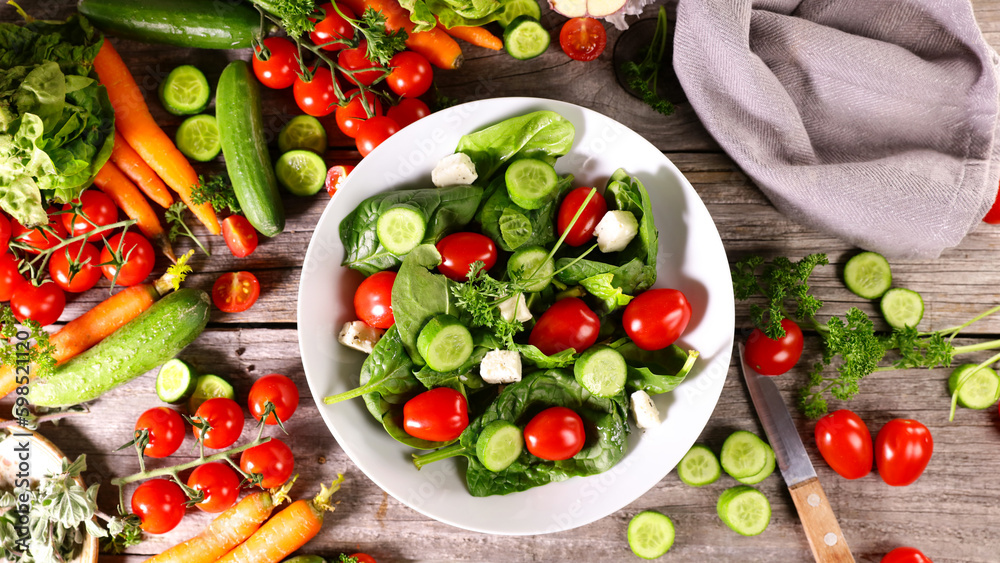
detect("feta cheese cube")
(630, 390), (660, 429)
(497, 293), (532, 323)
(338, 321), (384, 354)
(481, 350), (522, 384)
(431, 153), (478, 187)
(594, 210), (639, 253)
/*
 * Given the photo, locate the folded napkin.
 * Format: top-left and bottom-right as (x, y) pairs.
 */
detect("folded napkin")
(672, 0), (1000, 258)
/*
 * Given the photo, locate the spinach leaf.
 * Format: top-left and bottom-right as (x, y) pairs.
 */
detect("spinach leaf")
(513, 343), (576, 369)
(391, 244), (457, 365)
(477, 174), (572, 252)
(457, 111), (575, 182)
(605, 169), (658, 268)
(340, 185), (483, 275)
(414, 346), (488, 391)
(614, 342), (699, 395)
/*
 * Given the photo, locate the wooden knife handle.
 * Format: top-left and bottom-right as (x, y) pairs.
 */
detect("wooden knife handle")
(788, 478), (855, 563)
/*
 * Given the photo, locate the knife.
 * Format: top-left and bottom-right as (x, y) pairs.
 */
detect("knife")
(737, 343), (856, 563)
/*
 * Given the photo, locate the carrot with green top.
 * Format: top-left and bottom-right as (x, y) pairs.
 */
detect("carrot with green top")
(93, 40), (221, 235)
(110, 130), (174, 208)
(342, 0), (463, 69)
(93, 161), (175, 260)
(441, 23), (503, 50)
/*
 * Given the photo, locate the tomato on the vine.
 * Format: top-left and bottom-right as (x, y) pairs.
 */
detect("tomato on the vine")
(100, 231), (155, 286)
(814, 409), (872, 480)
(354, 270), (395, 328)
(386, 98), (431, 129)
(557, 187), (607, 246)
(559, 18), (607, 62)
(744, 318), (803, 376)
(875, 419), (933, 486)
(253, 37), (299, 89)
(350, 554), (378, 563)
(310, 2), (356, 51)
(0, 213), (10, 250)
(387, 51), (433, 98)
(248, 373), (300, 426)
(335, 89), (383, 138)
(187, 462), (241, 513)
(0, 253), (25, 302)
(338, 41), (383, 87)
(356, 116), (399, 157)
(131, 479), (187, 534)
(193, 398), (245, 450)
(403, 387), (469, 442)
(222, 215), (258, 258)
(12, 210), (67, 254)
(240, 438), (295, 488)
(49, 241), (102, 293)
(325, 164), (355, 196)
(881, 547), (933, 563)
(623, 288), (691, 351)
(529, 297), (600, 355)
(293, 67), (337, 117)
(135, 407), (185, 459)
(436, 232), (498, 281)
(11, 281), (65, 327)
(62, 190), (118, 242)
(524, 406), (585, 460)
(212, 271), (261, 313)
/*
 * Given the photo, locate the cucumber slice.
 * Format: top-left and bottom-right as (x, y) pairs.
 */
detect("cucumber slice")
(677, 444), (721, 487)
(735, 443), (775, 485)
(720, 430), (768, 479)
(156, 358), (196, 404)
(377, 206), (427, 255)
(496, 0), (541, 28)
(475, 420), (524, 472)
(275, 150), (327, 196)
(278, 115), (328, 154)
(505, 159), (559, 210)
(843, 251), (892, 299)
(627, 511), (675, 559)
(948, 363), (1000, 409)
(158, 65), (210, 115)
(717, 486), (771, 536)
(574, 346), (626, 398)
(175, 114), (221, 162)
(503, 16), (549, 60)
(187, 374), (235, 413)
(507, 245), (554, 292)
(880, 287), (924, 329)
(417, 314), (474, 372)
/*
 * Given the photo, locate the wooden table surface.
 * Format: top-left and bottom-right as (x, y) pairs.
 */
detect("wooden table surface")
(5, 1), (1000, 562)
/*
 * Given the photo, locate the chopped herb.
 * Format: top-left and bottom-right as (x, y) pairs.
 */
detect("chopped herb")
(249, 0), (318, 39)
(166, 202), (211, 256)
(619, 6), (676, 117)
(191, 174), (241, 215)
(356, 8), (408, 66)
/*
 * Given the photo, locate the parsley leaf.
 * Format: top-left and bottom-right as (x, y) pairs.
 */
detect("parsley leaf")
(191, 174), (241, 215)
(249, 0), (318, 39)
(165, 202), (210, 256)
(356, 8), (408, 66)
(731, 253), (828, 339)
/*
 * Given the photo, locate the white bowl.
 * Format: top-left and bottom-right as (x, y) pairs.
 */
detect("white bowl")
(298, 97), (734, 535)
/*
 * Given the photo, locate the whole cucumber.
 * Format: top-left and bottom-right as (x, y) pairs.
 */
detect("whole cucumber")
(78, 0), (267, 50)
(217, 60), (286, 237)
(29, 289), (211, 407)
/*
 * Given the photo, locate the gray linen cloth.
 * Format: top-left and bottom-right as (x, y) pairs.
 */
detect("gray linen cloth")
(672, 0), (1000, 258)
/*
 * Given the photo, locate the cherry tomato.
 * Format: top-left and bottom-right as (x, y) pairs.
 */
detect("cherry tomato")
(61, 190), (118, 242)
(875, 419), (933, 486)
(350, 554), (377, 563)
(248, 373), (300, 426)
(253, 37), (299, 89)
(240, 438), (295, 488)
(131, 479), (187, 534)
(193, 398), (245, 450)
(354, 270), (396, 329)
(356, 116), (399, 157)
(338, 41), (383, 86)
(100, 231), (154, 286)
(293, 66), (337, 117)
(49, 241), (102, 293)
(0, 253), (25, 302)
(814, 409), (872, 480)
(386, 51), (433, 98)
(387, 98), (431, 129)
(557, 187), (607, 246)
(134, 407), (185, 459)
(11, 281), (65, 327)
(11, 210), (67, 254)
(528, 297), (600, 355)
(187, 462), (241, 513)
(881, 547), (933, 563)
(335, 89), (383, 138)
(559, 17), (607, 62)
(310, 2), (356, 51)
(984, 180), (1000, 223)
(325, 164), (355, 196)
(524, 406), (585, 460)
(222, 215), (259, 258)
(623, 288), (692, 350)
(403, 387), (469, 442)
(744, 318), (804, 376)
(212, 271), (261, 313)
(0, 213), (10, 249)
(436, 232), (498, 281)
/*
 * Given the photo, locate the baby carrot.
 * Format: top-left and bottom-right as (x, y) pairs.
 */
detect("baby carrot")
(442, 23), (503, 50)
(92, 161), (175, 260)
(110, 130), (174, 208)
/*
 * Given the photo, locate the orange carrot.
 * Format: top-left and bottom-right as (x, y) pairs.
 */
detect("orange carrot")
(93, 40), (220, 235)
(441, 23), (503, 51)
(215, 477), (343, 563)
(343, 0), (463, 69)
(93, 161), (175, 260)
(111, 130), (174, 208)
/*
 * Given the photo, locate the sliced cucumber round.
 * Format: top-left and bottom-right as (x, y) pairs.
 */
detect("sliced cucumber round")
(503, 16), (549, 60)
(156, 358), (196, 404)
(187, 374), (234, 413)
(275, 149), (327, 196)
(948, 363), (1000, 410)
(735, 443), (775, 485)
(717, 486), (771, 536)
(507, 245), (554, 292)
(417, 314), (474, 372)
(475, 420), (524, 472)
(843, 251), (892, 299)
(627, 511), (675, 559)
(505, 158), (559, 210)
(377, 205), (427, 255)
(176, 114), (221, 162)
(574, 346), (626, 398)
(880, 287), (924, 329)
(720, 430), (768, 480)
(159, 64), (210, 115)
(278, 115), (327, 154)
(677, 444), (721, 487)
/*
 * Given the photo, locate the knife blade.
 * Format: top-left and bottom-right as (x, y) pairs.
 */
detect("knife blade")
(737, 343), (855, 563)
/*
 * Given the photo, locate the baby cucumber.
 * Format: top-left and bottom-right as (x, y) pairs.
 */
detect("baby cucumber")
(79, 0), (266, 49)
(29, 289), (211, 407)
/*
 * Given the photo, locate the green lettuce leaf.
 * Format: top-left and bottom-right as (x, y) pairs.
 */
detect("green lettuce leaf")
(457, 110), (575, 182)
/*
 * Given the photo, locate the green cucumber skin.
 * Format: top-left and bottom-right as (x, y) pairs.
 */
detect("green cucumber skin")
(29, 289), (211, 408)
(217, 61), (286, 237)
(78, 0), (266, 49)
